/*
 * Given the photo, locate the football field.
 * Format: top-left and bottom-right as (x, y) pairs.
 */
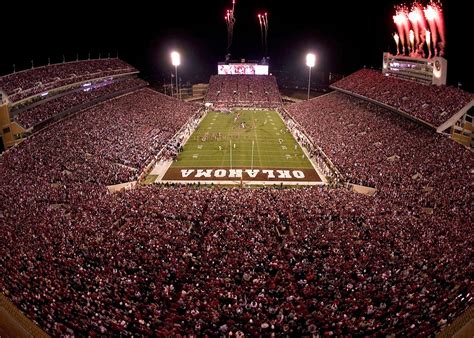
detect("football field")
(161, 110), (321, 183)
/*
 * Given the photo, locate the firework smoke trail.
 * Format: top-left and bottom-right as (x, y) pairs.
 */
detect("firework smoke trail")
(263, 12), (269, 56)
(225, 0), (236, 54)
(424, 4), (439, 56)
(393, 7), (408, 55)
(258, 14), (264, 55)
(426, 30), (432, 58)
(393, 33), (400, 55)
(391, 1), (446, 58)
(409, 30), (415, 54)
(410, 3), (428, 57)
(399, 6), (411, 54)
(430, 1), (445, 56)
(225, 11), (230, 51)
(408, 7), (421, 52)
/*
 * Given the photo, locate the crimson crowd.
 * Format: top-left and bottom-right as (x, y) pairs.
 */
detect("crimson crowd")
(14, 77), (147, 129)
(0, 59), (136, 102)
(0, 86), (472, 336)
(2, 88), (199, 185)
(332, 69), (473, 127)
(0, 183), (471, 336)
(206, 75), (282, 108)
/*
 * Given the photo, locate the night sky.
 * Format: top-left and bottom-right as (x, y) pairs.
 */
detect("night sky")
(2, 0), (472, 90)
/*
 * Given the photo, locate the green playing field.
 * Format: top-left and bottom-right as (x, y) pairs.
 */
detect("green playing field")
(170, 110), (314, 169)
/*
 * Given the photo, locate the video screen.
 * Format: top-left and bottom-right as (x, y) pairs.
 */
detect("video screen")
(218, 64), (269, 75)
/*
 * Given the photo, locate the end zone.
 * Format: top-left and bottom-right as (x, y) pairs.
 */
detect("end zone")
(162, 167), (322, 185)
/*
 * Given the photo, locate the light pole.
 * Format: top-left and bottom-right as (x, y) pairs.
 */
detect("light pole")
(306, 53), (316, 100)
(171, 51), (181, 99)
(170, 76), (174, 98)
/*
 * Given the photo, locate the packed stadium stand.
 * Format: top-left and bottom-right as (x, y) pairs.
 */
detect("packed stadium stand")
(0, 59), (146, 149)
(2, 88), (200, 185)
(0, 61), (472, 336)
(0, 59), (137, 103)
(331, 69), (474, 128)
(206, 74), (282, 108)
(13, 77), (147, 130)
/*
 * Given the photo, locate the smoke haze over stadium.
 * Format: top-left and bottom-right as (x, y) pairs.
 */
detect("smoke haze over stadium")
(2, 0), (472, 90)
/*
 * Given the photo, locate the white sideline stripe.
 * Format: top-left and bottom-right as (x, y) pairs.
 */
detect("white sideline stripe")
(149, 159), (174, 180)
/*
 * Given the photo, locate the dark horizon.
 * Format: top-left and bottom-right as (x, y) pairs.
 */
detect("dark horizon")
(2, 0), (472, 91)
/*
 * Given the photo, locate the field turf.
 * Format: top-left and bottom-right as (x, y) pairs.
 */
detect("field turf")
(170, 110), (314, 169)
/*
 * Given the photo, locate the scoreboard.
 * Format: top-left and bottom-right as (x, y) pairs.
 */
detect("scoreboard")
(218, 63), (269, 75)
(382, 53), (447, 86)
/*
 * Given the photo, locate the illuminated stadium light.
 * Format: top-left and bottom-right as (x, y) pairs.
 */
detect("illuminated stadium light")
(306, 53), (316, 100)
(306, 53), (316, 68)
(171, 51), (181, 66)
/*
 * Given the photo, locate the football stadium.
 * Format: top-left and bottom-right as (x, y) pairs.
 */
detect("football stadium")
(0, 1), (473, 337)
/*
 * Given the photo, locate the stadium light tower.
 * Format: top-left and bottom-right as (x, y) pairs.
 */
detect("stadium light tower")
(171, 51), (181, 99)
(306, 53), (316, 100)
